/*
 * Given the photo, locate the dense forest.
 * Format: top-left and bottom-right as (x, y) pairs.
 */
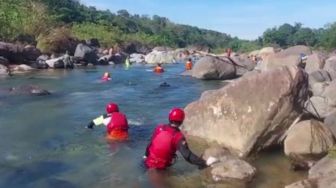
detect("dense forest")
(0, 0), (335, 53)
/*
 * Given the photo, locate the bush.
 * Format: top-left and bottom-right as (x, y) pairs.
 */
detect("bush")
(37, 27), (79, 54)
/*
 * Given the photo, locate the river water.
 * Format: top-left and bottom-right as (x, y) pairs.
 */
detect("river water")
(0, 64), (305, 188)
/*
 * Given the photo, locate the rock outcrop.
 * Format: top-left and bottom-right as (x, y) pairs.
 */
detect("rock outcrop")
(183, 66), (309, 157)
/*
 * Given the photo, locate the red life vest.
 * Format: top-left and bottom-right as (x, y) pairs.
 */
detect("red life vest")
(145, 125), (184, 169)
(185, 61), (192, 70)
(154, 66), (164, 73)
(106, 112), (129, 141)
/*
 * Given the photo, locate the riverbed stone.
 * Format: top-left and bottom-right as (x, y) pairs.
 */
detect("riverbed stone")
(11, 64), (34, 73)
(183, 66), (309, 157)
(284, 120), (335, 165)
(8, 85), (50, 96)
(191, 56), (236, 80)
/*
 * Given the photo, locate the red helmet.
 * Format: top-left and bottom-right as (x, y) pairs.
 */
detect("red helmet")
(106, 103), (119, 114)
(169, 108), (185, 123)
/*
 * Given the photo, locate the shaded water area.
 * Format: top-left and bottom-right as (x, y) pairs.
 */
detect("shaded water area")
(0, 64), (305, 188)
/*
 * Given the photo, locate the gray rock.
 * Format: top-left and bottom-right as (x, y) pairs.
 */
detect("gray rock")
(0, 42), (41, 65)
(192, 56), (236, 80)
(0, 56), (9, 65)
(74, 43), (98, 64)
(284, 120), (335, 165)
(309, 70), (332, 87)
(7, 85), (50, 96)
(183, 66), (309, 157)
(324, 111), (336, 137)
(130, 53), (145, 64)
(0, 64), (8, 77)
(323, 80), (336, 107)
(305, 96), (329, 118)
(11, 64), (34, 73)
(311, 82), (328, 97)
(305, 53), (326, 74)
(324, 56), (336, 79)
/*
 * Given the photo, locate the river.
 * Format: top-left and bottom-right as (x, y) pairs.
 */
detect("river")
(0, 63), (304, 188)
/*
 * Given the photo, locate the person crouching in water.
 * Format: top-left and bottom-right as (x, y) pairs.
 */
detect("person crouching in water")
(185, 58), (193, 70)
(87, 102), (128, 141)
(101, 72), (111, 81)
(144, 108), (215, 170)
(153, 63), (164, 73)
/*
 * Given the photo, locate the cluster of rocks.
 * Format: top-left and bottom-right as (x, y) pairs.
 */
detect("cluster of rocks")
(180, 45), (336, 187)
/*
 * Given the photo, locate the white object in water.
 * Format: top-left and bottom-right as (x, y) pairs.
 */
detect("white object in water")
(206, 156), (218, 166)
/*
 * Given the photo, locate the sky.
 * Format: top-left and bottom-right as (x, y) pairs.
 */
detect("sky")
(81, 0), (336, 40)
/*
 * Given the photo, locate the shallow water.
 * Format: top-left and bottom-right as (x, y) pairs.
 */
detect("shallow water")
(0, 64), (304, 188)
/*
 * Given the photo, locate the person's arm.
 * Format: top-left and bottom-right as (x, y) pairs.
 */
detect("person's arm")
(87, 114), (108, 129)
(177, 139), (207, 169)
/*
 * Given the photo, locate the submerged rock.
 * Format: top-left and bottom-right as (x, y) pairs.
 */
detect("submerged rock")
(202, 147), (256, 183)
(192, 56), (236, 80)
(183, 66), (309, 157)
(7, 85), (50, 96)
(284, 120), (335, 166)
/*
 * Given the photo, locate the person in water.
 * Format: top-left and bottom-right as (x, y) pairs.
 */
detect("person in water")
(144, 108), (216, 170)
(101, 72), (111, 81)
(125, 56), (131, 69)
(153, 63), (164, 73)
(87, 102), (129, 141)
(185, 58), (193, 70)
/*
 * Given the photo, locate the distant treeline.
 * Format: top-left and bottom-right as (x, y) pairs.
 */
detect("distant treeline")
(0, 0), (335, 53)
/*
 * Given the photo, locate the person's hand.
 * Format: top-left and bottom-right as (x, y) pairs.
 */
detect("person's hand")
(86, 123), (94, 129)
(206, 157), (218, 166)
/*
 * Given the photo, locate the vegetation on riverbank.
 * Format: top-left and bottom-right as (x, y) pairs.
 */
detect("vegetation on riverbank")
(1, 0), (336, 53)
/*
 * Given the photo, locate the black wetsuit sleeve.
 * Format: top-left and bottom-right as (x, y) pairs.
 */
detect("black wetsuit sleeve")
(177, 139), (207, 169)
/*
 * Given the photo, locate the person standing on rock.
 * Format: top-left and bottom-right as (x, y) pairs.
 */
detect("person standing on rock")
(143, 108), (215, 170)
(226, 48), (232, 58)
(87, 102), (129, 141)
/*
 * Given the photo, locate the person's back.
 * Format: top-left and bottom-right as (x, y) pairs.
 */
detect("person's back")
(145, 124), (183, 169)
(106, 112), (129, 141)
(154, 64), (164, 73)
(87, 102), (128, 141)
(144, 108), (216, 170)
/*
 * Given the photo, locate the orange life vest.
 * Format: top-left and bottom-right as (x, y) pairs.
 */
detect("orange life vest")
(185, 61), (193, 70)
(154, 66), (164, 73)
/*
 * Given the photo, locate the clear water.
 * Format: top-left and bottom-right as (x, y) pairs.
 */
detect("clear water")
(0, 64), (304, 188)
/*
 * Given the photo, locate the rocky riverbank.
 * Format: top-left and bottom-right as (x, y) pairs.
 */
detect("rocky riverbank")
(179, 45), (336, 187)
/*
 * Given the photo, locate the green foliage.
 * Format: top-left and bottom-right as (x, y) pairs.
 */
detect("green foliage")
(71, 22), (123, 47)
(319, 23), (336, 51)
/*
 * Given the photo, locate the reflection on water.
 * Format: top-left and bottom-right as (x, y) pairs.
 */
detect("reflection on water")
(0, 64), (304, 188)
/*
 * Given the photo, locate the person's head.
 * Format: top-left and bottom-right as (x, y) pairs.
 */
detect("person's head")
(188, 58), (192, 62)
(169, 108), (185, 127)
(106, 102), (119, 114)
(103, 72), (110, 78)
(157, 63), (162, 67)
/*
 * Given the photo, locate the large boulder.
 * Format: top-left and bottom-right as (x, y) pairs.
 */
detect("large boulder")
(284, 120), (335, 165)
(183, 66), (309, 157)
(323, 80), (336, 107)
(324, 56), (336, 79)
(324, 111), (336, 137)
(191, 56), (236, 80)
(74, 43), (98, 64)
(278, 45), (313, 57)
(305, 96), (330, 119)
(259, 54), (300, 72)
(45, 55), (74, 69)
(0, 42), (41, 65)
(305, 53), (327, 74)
(309, 70), (332, 88)
(228, 56), (255, 76)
